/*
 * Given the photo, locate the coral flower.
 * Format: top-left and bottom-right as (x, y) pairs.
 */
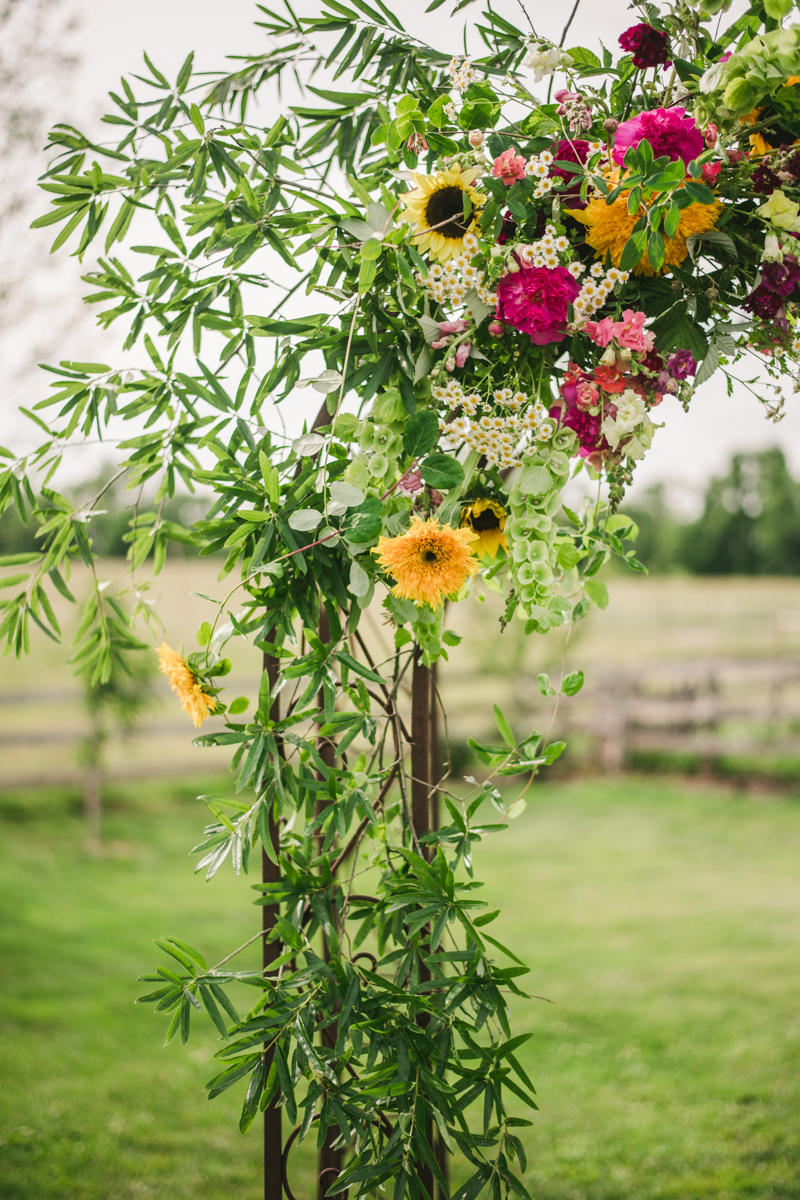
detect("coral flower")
(157, 643), (217, 728)
(401, 164), (485, 263)
(374, 516), (479, 609)
(492, 147), (526, 186)
(460, 499), (508, 559)
(566, 186), (723, 275)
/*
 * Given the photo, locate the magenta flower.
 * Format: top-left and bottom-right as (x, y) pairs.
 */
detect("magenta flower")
(612, 106), (704, 169)
(496, 264), (580, 346)
(492, 147), (526, 187)
(618, 23), (671, 70)
(666, 349), (696, 380)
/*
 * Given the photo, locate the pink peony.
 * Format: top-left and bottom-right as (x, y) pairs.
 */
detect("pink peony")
(496, 264), (580, 346)
(612, 106), (704, 169)
(614, 309), (654, 352)
(584, 316), (617, 347)
(492, 147), (526, 186)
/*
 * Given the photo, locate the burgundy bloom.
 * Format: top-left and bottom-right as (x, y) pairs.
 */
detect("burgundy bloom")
(618, 23), (671, 70)
(641, 349), (665, 375)
(551, 404), (605, 455)
(666, 349), (697, 379)
(497, 211), (517, 245)
(752, 161), (781, 195)
(742, 286), (785, 319)
(550, 138), (590, 183)
(496, 263), (580, 346)
(612, 106), (704, 169)
(761, 256), (800, 297)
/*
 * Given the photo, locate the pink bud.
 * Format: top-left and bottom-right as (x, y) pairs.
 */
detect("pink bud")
(488, 320), (505, 338)
(704, 123), (719, 149)
(603, 118), (618, 133)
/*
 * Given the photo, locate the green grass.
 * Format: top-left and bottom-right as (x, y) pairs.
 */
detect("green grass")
(1, 777), (799, 1199)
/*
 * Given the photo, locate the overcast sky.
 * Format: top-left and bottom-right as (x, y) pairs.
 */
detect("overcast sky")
(3, 0), (795, 514)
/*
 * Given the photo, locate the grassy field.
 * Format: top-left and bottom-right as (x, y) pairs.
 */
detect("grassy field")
(1, 775), (799, 1199)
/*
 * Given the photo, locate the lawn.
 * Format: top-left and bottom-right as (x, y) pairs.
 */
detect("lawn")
(1, 776), (799, 1199)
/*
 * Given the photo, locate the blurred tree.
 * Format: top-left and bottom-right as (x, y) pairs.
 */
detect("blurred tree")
(621, 449), (800, 575)
(680, 449), (800, 575)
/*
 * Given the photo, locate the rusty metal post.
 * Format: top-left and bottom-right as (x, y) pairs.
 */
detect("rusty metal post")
(315, 604), (343, 1200)
(263, 644), (283, 1200)
(410, 646), (434, 1200)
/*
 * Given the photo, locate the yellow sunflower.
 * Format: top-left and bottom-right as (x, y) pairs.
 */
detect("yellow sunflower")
(401, 164), (486, 263)
(566, 182), (723, 276)
(460, 499), (507, 559)
(374, 516), (479, 609)
(740, 76), (800, 157)
(157, 642), (218, 729)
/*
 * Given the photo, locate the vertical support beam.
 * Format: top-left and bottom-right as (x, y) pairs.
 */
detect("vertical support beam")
(411, 647), (431, 858)
(263, 644), (283, 1200)
(411, 646), (434, 1200)
(315, 604), (343, 1200)
(428, 658), (449, 1199)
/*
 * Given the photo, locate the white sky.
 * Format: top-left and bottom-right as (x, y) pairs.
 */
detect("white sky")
(3, 0), (796, 516)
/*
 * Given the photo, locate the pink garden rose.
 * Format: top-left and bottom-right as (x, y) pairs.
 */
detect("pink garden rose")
(492, 147), (526, 186)
(614, 309), (654, 352)
(584, 316), (617, 347)
(612, 106), (704, 169)
(496, 263), (580, 346)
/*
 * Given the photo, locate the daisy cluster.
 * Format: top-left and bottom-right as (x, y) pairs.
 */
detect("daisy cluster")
(517, 224), (573, 270)
(572, 264), (630, 324)
(415, 231), (497, 307)
(448, 56), (478, 92)
(523, 151), (556, 199)
(433, 380), (551, 468)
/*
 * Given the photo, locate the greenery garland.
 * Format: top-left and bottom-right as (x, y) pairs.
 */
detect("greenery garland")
(2, 1), (799, 1196)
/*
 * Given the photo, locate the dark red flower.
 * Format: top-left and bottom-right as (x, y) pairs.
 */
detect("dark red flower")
(550, 138), (590, 183)
(496, 212), (517, 245)
(618, 23), (671, 70)
(752, 161), (781, 195)
(761, 255), (800, 297)
(742, 286), (785, 319)
(551, 404), (605, 454)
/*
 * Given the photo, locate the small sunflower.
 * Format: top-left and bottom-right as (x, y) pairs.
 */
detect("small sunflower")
(374, 516), (479, 609)
(157, 642), (218, 729)
(566, 182), (723, 276)
(461, 499), (508, 559)
(401, 164), (486, 263)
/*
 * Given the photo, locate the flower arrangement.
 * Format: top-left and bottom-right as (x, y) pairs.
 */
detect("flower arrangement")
(2, 2), (799, 1197)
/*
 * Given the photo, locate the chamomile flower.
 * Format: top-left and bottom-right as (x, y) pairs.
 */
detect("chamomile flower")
(554, 236), (569, 252)
(590, 262), (605, 278)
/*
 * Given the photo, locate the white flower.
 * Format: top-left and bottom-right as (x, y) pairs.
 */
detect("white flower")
(524, 42), (561, 83)
(590, 262), (605, 278)
(762, 234), (784, 263)
(568, 261), (586, 278)
(613, 389), (647, 434)
(601, 416), (621, 450)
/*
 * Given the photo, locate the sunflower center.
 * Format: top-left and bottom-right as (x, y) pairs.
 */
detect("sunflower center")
(423, 549), (439, 563)
(424, 186), (470, 240)
(472, 509), (500, 532)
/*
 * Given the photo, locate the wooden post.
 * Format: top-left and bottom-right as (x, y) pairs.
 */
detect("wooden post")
(263, 644), (283, 1200)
